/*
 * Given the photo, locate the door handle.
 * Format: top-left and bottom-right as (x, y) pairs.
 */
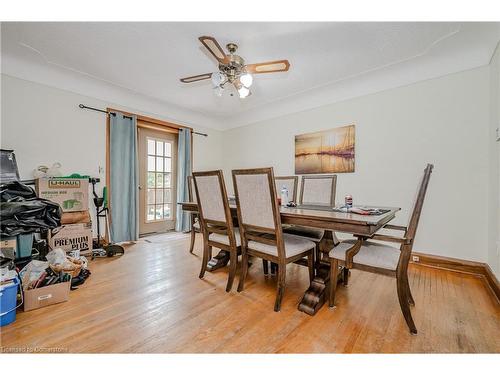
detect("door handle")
(138, 185), (143, 190)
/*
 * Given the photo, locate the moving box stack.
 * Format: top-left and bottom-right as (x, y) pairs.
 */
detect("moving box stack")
(36, 177), (93, 256)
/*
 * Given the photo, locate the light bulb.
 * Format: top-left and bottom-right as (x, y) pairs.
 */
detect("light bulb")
(211, 72), (226, 86)
(238, 86), (250, 98)
(213, 85), (224, 97)
(240, 73), (253, 88)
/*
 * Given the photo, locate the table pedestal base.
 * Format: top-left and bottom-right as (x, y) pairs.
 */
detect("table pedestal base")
(206, 250), (230, 272)
(298, 263), (345, 315)
(298, 230), (342, 315)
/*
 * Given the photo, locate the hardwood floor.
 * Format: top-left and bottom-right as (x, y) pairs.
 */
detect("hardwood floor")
(1, 232), (499, 353)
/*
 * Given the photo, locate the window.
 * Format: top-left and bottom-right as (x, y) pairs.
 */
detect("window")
(146, 138), (173, 222)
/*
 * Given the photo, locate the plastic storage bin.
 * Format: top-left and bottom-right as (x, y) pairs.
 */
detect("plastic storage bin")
(17, 234), (34, 258)
(0, 277), (21, 327)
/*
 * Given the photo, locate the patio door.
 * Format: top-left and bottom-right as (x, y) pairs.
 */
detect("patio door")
(138, 126), (177, 235)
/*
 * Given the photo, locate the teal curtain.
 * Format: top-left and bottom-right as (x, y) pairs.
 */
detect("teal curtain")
(109, 112), (139, 242)
(175, 128), (192, 232)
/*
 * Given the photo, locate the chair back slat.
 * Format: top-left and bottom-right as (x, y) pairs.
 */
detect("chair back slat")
(187, 175), (197, 203)
(299, 175), (337, 207)
(275, 176), (298, 203)
(406, 164), (434, 243)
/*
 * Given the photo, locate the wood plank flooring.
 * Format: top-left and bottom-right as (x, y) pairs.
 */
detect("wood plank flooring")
(1, 232), (499, 353)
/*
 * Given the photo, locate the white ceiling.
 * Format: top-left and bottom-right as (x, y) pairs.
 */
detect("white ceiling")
(2, 22), (499, 130)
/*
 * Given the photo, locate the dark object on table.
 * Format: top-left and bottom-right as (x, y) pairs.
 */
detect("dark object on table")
(332, 206), (391, 215)
(0, 149), (20, 183)
(0, 181), (62, 236)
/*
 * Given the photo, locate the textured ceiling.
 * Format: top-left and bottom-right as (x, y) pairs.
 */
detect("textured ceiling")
(2, 22), (499, 129)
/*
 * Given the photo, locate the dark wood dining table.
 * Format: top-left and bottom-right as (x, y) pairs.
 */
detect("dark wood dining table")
(179, 201), (400, 315)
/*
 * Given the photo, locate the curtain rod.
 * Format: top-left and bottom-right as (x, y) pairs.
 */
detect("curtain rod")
(78, 104), (208, 137)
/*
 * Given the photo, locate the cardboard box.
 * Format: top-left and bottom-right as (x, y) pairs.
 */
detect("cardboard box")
(61, 211), (91, 225)
(0, 238), (16, 259)
(36, 178), (89, 212)
(23, 281), (71, 311)
(0, 234), (33, 259)
(49, 224), (93, 253)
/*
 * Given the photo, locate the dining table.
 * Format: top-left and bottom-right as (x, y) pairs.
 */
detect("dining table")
(179, 201), (400, 315)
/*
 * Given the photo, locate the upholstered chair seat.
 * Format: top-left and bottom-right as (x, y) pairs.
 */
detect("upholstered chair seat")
(330, 239), (400, 271)
(283, 226), (324, 242)
(249, 233), (316, 258)
(209, 228), (241, 247)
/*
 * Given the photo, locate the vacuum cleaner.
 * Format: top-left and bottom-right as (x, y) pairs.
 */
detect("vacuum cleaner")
(90, 178), (124, 259)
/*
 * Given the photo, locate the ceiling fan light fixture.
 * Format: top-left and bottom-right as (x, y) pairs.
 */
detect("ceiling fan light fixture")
(239, 72), (253, 88)
(213, 85), (224, 97)
(211, 71), (226, 87)
(238, 86), (250, 99)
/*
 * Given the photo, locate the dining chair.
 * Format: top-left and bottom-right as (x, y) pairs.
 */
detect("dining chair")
(328, 164), (434, 334)
(263, 175), (299, 274)
(232, 167), (316, 311)
(274, 176), (299, 203)
(193, 170), (240, 292)
(187, 175), (201, 254)
(283, 175), (337, 264)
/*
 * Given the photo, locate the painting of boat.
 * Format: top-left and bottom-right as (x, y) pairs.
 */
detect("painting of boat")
(295, 125), (355, 174)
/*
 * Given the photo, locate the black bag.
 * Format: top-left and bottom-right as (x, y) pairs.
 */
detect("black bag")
(0, 181), (62, 237)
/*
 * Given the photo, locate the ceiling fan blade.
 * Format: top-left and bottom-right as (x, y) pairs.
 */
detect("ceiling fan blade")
(198, 36), (229, 64)
(180, 73), (212, 83)
(245, 60), (290, 74)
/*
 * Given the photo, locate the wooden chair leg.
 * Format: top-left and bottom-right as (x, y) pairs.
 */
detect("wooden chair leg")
(189, 229), (196, 254)
(307, 251), (314, 282)
(226, 248), (238, 292)
(329, 259), (339, 307)
(342, 267), (349, 286)
(262, 259), (269, 275)
(199, 244), (212, 279)
(403, 270), (415, 306)
(237, 252), (249, 292)
(396, 275), (417, 334)
(274, 263), (286, 312)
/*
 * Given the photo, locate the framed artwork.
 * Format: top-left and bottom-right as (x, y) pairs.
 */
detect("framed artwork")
(295, 124), (355, 174)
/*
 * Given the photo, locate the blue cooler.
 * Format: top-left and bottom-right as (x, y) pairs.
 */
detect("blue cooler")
(0, 277), (21, 327)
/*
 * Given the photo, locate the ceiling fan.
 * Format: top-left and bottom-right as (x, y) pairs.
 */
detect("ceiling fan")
(180, 36), (290, 99)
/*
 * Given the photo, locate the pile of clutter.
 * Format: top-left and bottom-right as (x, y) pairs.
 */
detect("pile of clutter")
(19, 248), (91, 311)
(0, 151), (94, 327)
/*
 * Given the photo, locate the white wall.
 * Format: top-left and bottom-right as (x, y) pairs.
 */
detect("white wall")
(0, 74), (223, 179)
(488, 43), (500, 278)
(0, 74), (224, 232)
(222, 67), (491, 263)
(1, 67), (496, 267)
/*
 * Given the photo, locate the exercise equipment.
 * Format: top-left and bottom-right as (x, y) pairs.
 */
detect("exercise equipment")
(90, 178), (124, 259)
